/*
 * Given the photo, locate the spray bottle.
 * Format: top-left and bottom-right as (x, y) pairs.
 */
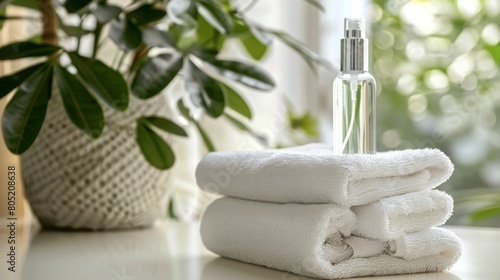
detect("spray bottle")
(333, 18), (376, 154)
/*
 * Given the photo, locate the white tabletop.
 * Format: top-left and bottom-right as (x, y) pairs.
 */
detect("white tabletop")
(4, 222), (500, 280)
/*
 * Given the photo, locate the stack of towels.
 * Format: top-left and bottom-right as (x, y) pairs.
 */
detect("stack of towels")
(196, 143), (463, 279)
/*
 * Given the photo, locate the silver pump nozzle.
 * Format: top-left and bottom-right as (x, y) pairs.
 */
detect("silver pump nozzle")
(341, 18), (368, 71)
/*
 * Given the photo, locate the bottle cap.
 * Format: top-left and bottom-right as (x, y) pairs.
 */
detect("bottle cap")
(341, 18), (368, 71)
(344, 18), (365, 38)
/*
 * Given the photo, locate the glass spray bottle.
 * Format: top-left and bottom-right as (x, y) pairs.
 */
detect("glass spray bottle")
(333, 18), (376, 154)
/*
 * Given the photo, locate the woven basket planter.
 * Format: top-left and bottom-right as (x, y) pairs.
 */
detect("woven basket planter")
(21, 93), (171, 230)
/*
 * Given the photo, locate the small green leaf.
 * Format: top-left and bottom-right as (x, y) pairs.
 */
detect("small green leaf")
(195, 15), (224, 50)
(244, 19), (273, 45)
(302, 0), (325, 11)
(10, 0), (38, 9)
(65, 0), (92, 13)
(127, 4), (166, 26)
(185, 61), (226, 117)
(68, 52), (129, 111)
(168, 198), (178, 220)
(191, 47), (218, 61)
(270, 29), (334, 70)
(469, 205), (500, 223)
(141, 116), (187, 137)
(485, 45), (500, 65)
(195, 121), (215, 152)
(2, 63), (53, 154)
(0, 41), (60, 60)
(196, 0), (232, 34)
(92, 3), (122, 23)
(131, 53), (183, 99)
(109, 18), (142, 50)
(57, 15), (92, 37)
(136, 120), (175, 170)
(177, 99), (192, 120)
(205, 60), (275, 91)
(177, 99), (215, 151)
(241, 32), (268, 60)
(142, 27), (175, 48)
(224, 84), (252, 119)
(54, 64), (104, 139)
(0, 62), (45, 98)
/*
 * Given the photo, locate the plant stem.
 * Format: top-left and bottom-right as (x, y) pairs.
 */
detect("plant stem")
(92, 22), (103, 58)
(116, 51), (127, 71)
(40, 0), (58, 46)
(129, 45), (148, 73)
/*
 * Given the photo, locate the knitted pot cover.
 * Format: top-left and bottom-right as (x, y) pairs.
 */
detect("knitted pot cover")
(21, 93), (172, 230)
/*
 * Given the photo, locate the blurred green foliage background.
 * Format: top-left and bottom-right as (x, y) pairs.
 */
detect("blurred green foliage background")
(371, 0), (500, 226)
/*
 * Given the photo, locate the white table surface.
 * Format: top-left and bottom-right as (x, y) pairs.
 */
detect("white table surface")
(4, 222), (500, 280)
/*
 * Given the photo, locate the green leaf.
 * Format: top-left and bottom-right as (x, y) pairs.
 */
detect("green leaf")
(485, 45), (500, 65)
(244, 19), (273, 45)
(168, 197), (178, 220)
(0, 62), (45, 99)
(205, 60), (275, 91)
(196, 15), (224, 50)
(68, 52), (129, 111)
(241, 33), (268, 60)
(195, 121), (215, 152)
(92, 3), (122, 23)
(141, 116), (187, 137)
(196, 0), (232, 34)
(224, 84), (252, 119)
(0, 8), (5, 30)
(469, 205), (500, 223)
(2, 63), (53, 154)
(131, 53), (183, 99)
(127, 4), (166, 25)
(191, 47), (218, 61)
(57, 15), (92, 37)
(136, 120), (175, 170)
(270, 29), (334, 70)
(142, 27), (175, 48)
(177, 99), (215, 151)
(109, 18), (142, 50)
(65, 0), (92, 13)
(302, 0), (325, 11)
(0, 41), (60, 60)
(185, 61), (226, 117)
(288, 111), (318, 137)
(10, 0), (38, 10)
(54, 64), (104, 139)
(177, 99), (192, 120)
(166, 0), (193, 25)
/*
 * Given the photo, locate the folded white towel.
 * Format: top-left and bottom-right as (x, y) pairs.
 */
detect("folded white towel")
(196, 143), (454, 206)
(353, 190), (454, 240)
(201, 197), (462, 279)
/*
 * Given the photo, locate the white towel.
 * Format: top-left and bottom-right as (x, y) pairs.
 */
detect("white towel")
(353, 190), (454, 240)
(201, 197), (462, 279)
(196, 143), (454, 206)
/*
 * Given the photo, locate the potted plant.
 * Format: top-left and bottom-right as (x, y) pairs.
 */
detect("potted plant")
(0, 0), (329, 229)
